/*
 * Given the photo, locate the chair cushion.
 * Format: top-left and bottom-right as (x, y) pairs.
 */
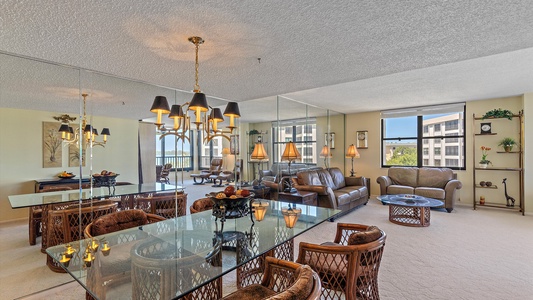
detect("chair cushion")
(221, 284), (276, 300)
(348, 226), (382, 245)
(192, 198), (214, 212)
(269, 265), (315, 300)
(92, 210), (148, 236)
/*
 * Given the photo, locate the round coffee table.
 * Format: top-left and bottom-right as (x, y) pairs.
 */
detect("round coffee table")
(377, 194), (444, 227)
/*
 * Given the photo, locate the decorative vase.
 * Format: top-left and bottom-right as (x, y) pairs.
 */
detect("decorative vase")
(480, 196), (485, 205)
(479, 163), (488, 168)
(504, 146), (513, 152)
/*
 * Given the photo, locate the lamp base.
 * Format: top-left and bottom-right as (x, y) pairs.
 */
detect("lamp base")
(284, 187), (298, 194)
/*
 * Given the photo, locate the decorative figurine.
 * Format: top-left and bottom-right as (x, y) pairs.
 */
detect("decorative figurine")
(502, 178), (516, 207)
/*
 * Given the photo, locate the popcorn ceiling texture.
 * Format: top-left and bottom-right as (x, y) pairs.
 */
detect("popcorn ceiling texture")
(1, 0), (533, 120)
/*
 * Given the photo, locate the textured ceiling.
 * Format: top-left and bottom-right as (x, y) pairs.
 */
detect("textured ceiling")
(1, 0), (533, 121)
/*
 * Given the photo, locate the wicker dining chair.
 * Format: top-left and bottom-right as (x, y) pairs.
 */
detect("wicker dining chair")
(30, 186), (73, 246)
(297, 223), (387, 300)
(83, 209), (166, 300)
(135, 191), (187, 218)
(159, 163), (172, 184)
(189, 197), (214, 214)
(46, 200), (118, 272)
(221, 256), (322, 300)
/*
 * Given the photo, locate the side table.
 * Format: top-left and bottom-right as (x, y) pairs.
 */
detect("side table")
(277, 191), (317, 206)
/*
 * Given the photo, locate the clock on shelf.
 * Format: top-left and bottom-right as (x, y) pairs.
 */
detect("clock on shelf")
(480, 122), (492, 134)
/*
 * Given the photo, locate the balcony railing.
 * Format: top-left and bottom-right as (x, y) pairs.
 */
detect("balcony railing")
(156, 156), (192, 170)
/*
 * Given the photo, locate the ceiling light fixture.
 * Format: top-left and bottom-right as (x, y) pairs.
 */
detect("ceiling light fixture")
(56, 93), (110, 147)
(151, 36), (241, 143)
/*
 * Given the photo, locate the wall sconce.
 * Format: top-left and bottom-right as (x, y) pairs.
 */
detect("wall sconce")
(319, 145), (332, 169)
(252, 201), (269, 221)
(346, 144), (360, 177)
(281, 204), (302, 228)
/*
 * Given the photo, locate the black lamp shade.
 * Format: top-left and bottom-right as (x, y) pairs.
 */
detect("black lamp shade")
(223, 102), (241, 117)
(92, 128), (98, 136)
(209, 108), (224, 122)
(100, 128), (111, 136)
(84, 124), (92, 133)
(68, 127), (74, 134)
(150, 96), (170, 113)
(168, 105), (184, 118)
(58, 124), (70, 133)
(189, 92), (209, 112)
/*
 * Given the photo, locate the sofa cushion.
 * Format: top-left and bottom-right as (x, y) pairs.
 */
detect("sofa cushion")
(415, 187), (445, 200)
(348, 226), (382, 245)
(317, 169), (335, 189)
(418, 167), (453, 188)
(387, 185), (415, 195)
(297, 170), (322, 186)
(389, 167), (418, 187)
(328, 168), (346, 190)
(334, 191), (355, 206)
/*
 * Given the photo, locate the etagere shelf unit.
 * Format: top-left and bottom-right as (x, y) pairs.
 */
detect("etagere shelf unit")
(472, 111), (524, 215)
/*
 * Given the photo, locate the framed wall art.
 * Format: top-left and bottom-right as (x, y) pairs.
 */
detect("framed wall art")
(42, 121), (63, 168)
(356, 130), (368, 149)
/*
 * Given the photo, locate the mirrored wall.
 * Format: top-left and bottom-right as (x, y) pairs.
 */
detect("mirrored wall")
(0, 51), (344, 221)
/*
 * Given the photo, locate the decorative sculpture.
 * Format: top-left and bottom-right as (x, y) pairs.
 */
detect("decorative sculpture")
(502, 178), (516, 207)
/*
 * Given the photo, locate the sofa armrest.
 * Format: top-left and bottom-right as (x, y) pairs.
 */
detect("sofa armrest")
(376, 176), (392, 195)
(261, 175), (276, 183)
(293, 184), (329, 195)
(345, 176), (366, 187)
(443, 179), (463, 210)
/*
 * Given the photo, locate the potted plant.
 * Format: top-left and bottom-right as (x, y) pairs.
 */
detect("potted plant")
(479, 146), (492, 168)
(498, 137), (517, 152)
(481, 108), (514, 120)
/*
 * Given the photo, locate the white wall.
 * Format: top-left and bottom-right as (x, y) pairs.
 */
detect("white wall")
(0, 107), (139, 222)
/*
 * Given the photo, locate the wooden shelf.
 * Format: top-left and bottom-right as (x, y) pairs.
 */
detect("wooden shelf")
(475, 185), (497, 189)
(474, 201), (521, 211)
(474, 133), (497, 136)
(475, 167), (522, 171)
(496, 151), (521, 154)
(473, 114), (521, 120)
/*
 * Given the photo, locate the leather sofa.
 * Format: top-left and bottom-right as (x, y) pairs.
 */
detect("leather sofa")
(291, 167), (368, 218)
(261, 164), (321, 199)
(376, 166), (462, 213)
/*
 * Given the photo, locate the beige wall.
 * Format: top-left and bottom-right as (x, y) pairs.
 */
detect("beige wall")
(345, 95), (532, 214)
(0, 107), (139, 222)
(523, 93), (532, 214)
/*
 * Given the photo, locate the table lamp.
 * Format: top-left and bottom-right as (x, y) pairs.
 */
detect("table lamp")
(281, 142), (301, 193)
(319, 145), (332, 169)
(250, 141), (269, 180)
(346, 144), (360, 177)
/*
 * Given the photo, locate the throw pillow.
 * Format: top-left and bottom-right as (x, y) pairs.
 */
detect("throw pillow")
(348, 226), (382, 245)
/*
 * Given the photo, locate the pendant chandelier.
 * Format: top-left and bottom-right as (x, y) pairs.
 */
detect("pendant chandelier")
(56, 93), (110, 147)
(150, 36), (241, 142)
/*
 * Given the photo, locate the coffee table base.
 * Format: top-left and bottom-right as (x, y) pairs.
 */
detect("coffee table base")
(389, 205), (431, 227)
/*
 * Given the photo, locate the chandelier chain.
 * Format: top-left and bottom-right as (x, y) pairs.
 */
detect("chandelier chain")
(194, 41), (200, 92)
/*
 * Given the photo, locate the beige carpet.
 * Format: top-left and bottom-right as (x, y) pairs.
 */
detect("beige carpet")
(2, 178), (533, 299)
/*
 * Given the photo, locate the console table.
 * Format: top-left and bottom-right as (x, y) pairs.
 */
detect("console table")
(35, 178), (91, 192)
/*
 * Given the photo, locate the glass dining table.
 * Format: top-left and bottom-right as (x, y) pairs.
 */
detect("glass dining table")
(45, 200), (340, 300)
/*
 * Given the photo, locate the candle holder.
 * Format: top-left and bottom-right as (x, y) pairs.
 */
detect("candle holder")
(252, 201), (269, 221)
(59, 254), (71, 267)
(281, 204), (302, 228)
(83, 247), (95, 268)
(64, 244), (76, 259)
(101, 241), (111, 256)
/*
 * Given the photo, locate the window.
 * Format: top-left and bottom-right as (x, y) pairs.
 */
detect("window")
(445, 120), (458, 130)
(156, 131), (193, 170)
(381, 103), (465, 169)
(445, 146), (459, 155)
(198, 133), (223, 169)
(273, 118), (317, 164)
(423, 159), (429, 165)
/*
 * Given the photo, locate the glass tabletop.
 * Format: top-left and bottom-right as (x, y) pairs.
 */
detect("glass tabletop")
(8, 183), (182, 208)
(46, 200), (339, 300)
(377, 194), (444, 207)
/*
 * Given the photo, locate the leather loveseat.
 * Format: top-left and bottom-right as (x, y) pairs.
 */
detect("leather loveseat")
(261, 163), (320, 199)
(291, 167), (368, 218)
(376, 166), (462, 212)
